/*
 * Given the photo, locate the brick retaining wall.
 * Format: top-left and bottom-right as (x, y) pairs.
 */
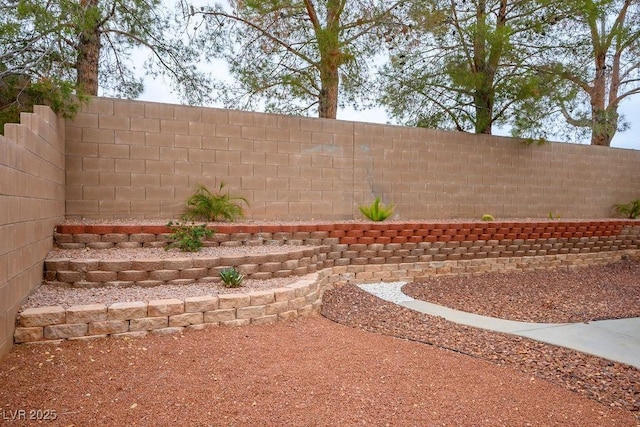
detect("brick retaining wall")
(15, 249), (639, 344)
(12, 219), (640, 344)
(55, 220), (640, 250)
(45, 247), (324, 287)
(47, 220), (640, 288)
(15, 274), (325, 343)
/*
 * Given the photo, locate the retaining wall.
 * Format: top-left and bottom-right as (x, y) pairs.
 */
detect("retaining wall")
(0, 107), (66, 359)
(14, 250), (638, 345)
(3, 96), (640, 356)
(47, 220), (640, 288)
(13, 219), (639, 344)
(44, 247), (323, 287)
(15, 273), (325, 343)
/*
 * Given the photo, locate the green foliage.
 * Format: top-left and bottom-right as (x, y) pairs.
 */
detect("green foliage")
(0, 71), (87, 134)
(1, 0), (211, 106)
(548, 212), (561, 220)
(182, 183), (249, 222)
(613, 200), (640, 219)
(481, 214), (495, 221)
(165, 221), (213, 252)
(376, 0), (584, 138)
(192, 0), (411, 118)
(219, 267), (244, 288)
(531, 0), (639, 146)
(359, 197), (394, 221)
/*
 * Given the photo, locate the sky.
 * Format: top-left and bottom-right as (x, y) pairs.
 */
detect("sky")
(136, 70), (640, 151)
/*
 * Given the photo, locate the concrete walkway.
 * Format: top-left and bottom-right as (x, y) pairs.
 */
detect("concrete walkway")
(358, 282), (640, 369)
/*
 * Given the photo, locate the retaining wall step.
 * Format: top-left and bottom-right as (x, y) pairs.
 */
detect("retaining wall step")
(45, 247), (325, 288)
(16, 249), (640, 345)
(54, 220), (638, 249)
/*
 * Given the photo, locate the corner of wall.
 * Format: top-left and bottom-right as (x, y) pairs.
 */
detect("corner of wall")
(0, 105), (66, 361)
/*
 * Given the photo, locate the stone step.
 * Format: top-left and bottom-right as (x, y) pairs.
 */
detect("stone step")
(15, 274), (324, 343)
(45, 247), (326, 288)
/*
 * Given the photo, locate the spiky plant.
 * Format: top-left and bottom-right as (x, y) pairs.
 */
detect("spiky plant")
(359, 197), (394, 221)
(219, 267), (244, 288)
(613, 199), (640, 219)
(182, 182), (248, 222)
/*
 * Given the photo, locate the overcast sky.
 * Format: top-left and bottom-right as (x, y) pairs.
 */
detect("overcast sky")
(136, 72), (640, 151)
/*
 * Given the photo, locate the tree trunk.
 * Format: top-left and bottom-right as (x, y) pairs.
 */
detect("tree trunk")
(76, 0), (101, 95)
(590, 108), (617, 146)
(318, 67), (339, 119)
(316, 0), (341, 119)
(472, 0), (493, 134)
(590, 51), (611, 146)
(474, 91), (493, 134)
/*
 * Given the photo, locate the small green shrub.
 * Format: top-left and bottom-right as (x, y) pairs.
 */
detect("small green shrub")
(165, 221), (213, 252)
(481, 214), (495, 221)
(359, 197), (394, 221)
(613, 199), (640, 219)
(219, 267), (244, 288)
(548, 212), (560, 220)
(183, 182), (249, 222)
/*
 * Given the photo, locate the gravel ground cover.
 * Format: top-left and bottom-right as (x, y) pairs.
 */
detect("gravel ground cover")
(46, 246), (309, 260)
(402, 260), (640, 323)
(0, 316), (636, 426)
(21, 277), (301, 309)
(321, 268), (640, 422)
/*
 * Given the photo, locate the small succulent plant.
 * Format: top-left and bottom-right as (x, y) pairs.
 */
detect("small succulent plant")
(219, 267), (244, 288)
(613, 199), (640, 219)
(359, 197), (394, 221)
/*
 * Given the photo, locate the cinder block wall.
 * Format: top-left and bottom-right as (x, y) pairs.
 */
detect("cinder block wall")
(65, 97), (640, 220)
(0, 106), (66, 359)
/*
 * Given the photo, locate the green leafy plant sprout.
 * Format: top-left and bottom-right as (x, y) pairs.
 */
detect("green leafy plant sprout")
(165, 221), (213, 252)
(359, 197), (394, 221)
(183, 182), (249, 222)
(219, 267), (244, 288)
(613, 199), (640, 219)
(548, 212), (560, 220)
(481, 214), (495, 221)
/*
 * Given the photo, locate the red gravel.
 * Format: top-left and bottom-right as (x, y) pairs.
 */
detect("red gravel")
(402, 260), (640, 323)
(0, 316), (636, 426)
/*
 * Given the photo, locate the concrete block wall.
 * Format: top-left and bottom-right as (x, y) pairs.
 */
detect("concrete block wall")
(65, 97), (640, 221)
(0, 106), (66, 359)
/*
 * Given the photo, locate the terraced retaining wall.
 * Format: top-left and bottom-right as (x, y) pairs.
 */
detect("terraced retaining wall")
(15, 274), (325, 344)
(45, 220), (640, 289)
(45, 246), (323, 287)
(12, 220), (639, 344)
(53, 219), (640, 264)
(3, 98), (640, 357)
